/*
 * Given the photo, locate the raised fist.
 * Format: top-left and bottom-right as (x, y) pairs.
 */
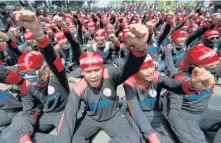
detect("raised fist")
(108, 33), (117, 42)
(53, 15), (65, 27)
(211, 13), (220, 25)
(189, 67), (215, 91)
(125, 23), (149, 49)
(13, 10), (40, 36)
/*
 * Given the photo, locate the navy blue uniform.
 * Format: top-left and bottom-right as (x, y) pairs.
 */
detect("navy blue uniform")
(57, 47), (147, 143)
(168, 73), (221, 143)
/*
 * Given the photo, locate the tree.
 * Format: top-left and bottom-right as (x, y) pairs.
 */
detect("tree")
(76, 1), (85, 7)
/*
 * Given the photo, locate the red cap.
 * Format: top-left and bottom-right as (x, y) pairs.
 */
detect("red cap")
(188, 24), (198, 31)
(88, 21), (95, 28)
(140, 55), (154, 70)
(54, 31), (66, 41)
(79, 52), (103, 70)
(94, 29), (106, 40)
(204, 30), (219, 37)
(171, 29), (188, 41)
(105, 24), (113, 30)
(88, 19), (93, 22)
(17, 51), (44, 72)
(9, 26), (17, 31)
(24, 31), (35, 40)
(180, 44), (219, 72)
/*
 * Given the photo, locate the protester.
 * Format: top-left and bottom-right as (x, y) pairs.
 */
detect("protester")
(0, 1), (219, 143)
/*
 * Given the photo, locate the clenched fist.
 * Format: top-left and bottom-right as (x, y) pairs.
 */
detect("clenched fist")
(108, 33), (117, 42)
(53, 15), (65, 27)
(189, 67), (215, 91)
(125, 23), (149, 49)
(13, 10), (40, 37)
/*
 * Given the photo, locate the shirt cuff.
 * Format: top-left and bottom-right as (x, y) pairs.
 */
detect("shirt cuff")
(37, 36), (50, 49)
(132, 45), (147, 57)
(5, 70), (23, 84)
(113, 41), (120, 47)
(182, 79), (196, 95)
(20, 134), (31, 143)
(63, 27), (70, 33)
(146, 133), (159, 143)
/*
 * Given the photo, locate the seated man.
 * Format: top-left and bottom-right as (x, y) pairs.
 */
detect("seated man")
(57, 23), (149, 143)
(123, 54), (215, 143)
(168, 45), (221, 143)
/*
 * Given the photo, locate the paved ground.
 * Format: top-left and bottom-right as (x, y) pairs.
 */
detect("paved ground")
(52, 83), (221, 143)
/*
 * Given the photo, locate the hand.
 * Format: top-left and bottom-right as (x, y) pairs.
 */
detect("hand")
(125, 23), (149, 48)
(13, 10), (40, 36)
(53, 15), (65, 27)
(189, 67), (215, 91)
(211, 13), (220, 25)
(147, 133), (160, 143)
(145, 22), (154, 33)
(108, 33), (117, 42)
(153, 61), (159, 67)
(7, 18), (11, 24)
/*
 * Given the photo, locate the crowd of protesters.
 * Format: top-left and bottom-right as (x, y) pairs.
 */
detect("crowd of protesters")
(0, 1), (220, 143)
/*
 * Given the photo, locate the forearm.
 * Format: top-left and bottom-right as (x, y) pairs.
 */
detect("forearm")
(37, 36), (70, 93)
(110, 47), (146, 86)
(0, 31), (9, 41)
(158, 21), (172, 45)
(63, 27), (82, 65)
(0, 65), (23, 84)
(159, 74), (195, 95)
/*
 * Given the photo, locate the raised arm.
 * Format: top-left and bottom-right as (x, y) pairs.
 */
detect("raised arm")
(13, 10), (70, 93)
(109, 24), (148, 86)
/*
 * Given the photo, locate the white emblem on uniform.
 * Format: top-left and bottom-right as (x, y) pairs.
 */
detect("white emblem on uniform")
(103, 88), (112, 97)
(160, 73), (165, 76)
(149, 89), (157, 98)
(0, 83), (9, 91)
(48, 86), (55, 94)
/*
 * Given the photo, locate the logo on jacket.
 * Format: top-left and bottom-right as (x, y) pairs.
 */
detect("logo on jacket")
(0, 83), (9, 91)
(103, 88), (112, 97)
(149, 89), (157, 98)
(48, 86), (55, 94)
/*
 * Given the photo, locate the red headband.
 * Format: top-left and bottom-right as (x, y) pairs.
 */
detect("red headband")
(79, 52), (103, 70)
(24, 31), (35, 41)
(140, 55), (154, 70)
(94, 29), (106, 39)
(88, 22), (95, 28)
(54, 31), (66, 41)
(171, 29), (188, 41)
(204, 30), (219, 37)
